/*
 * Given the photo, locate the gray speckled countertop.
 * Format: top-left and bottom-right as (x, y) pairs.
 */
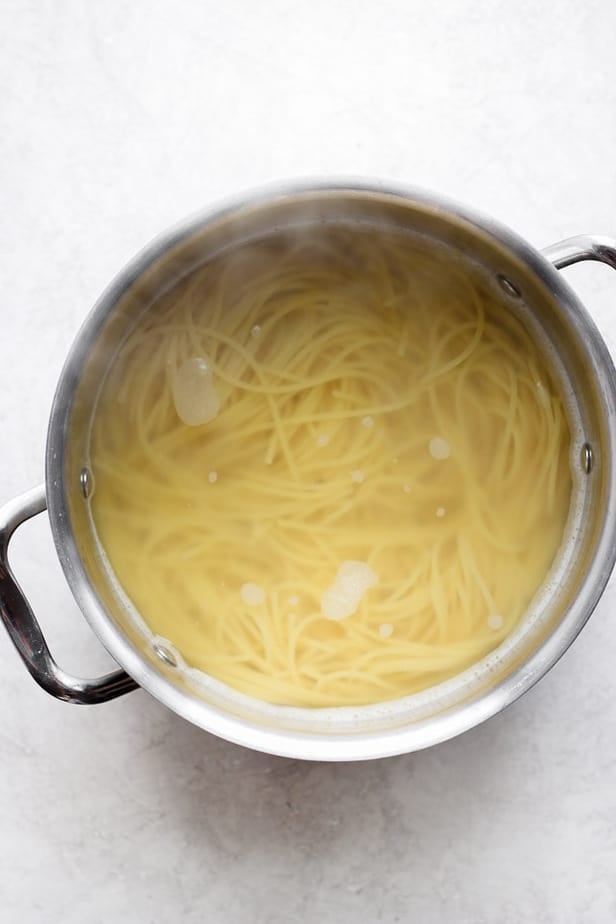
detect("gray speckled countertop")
(1, 2), (616, 921)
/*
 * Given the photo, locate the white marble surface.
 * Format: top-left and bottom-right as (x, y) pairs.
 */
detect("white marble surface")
(1, 1), (616, 921)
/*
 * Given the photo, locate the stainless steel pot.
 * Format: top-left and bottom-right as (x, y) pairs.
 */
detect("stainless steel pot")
(2, 180), (616, 761)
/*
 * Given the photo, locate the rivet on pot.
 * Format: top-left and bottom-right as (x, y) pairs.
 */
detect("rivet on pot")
(581, 442), (594, 474)
(80, 466), (94, 499)
(153, 643), (177, 668)
(497, 274), (522, 298)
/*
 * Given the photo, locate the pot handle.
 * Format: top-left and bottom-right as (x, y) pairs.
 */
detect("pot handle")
(542, 234), (616, 270)
(0, 483), (138, 704)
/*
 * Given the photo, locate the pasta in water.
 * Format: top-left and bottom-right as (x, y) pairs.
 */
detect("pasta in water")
(90, 226), (572, 707)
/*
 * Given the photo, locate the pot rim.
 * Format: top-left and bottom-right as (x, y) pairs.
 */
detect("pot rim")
(45, 177), (616, 760)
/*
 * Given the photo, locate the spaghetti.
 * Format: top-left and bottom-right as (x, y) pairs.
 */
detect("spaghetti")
(89, 226), (572, 707)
